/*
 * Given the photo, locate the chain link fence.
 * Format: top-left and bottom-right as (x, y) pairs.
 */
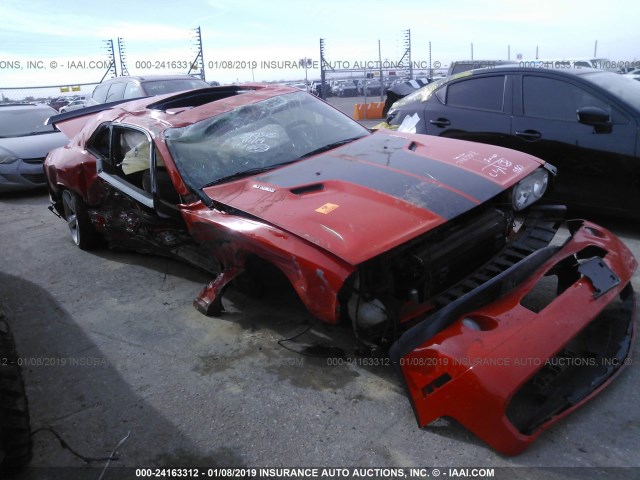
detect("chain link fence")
(0, 82), (99, 108)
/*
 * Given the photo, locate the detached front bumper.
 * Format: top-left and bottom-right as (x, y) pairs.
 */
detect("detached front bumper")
(389, 207), (637, 455)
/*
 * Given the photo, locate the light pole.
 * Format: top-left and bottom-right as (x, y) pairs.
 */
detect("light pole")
(300, 57), (311, 86)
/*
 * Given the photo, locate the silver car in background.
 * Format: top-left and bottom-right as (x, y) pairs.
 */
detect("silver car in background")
(0, 103), (68, 192)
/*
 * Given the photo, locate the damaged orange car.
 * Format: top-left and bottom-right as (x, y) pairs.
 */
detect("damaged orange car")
(44, 85), (636, 455)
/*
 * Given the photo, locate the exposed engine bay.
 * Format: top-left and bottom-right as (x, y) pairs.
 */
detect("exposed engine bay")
(344, 204), (514, 348)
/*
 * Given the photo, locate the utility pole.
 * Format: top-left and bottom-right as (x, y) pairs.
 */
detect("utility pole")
(188, 26), (205, 81)
(300, 57), (312, 85)
(118, 37), (130, 76)
(319, 39), (327, 99)
(378, 40), (383, 101)
(397, 29), (412, 79)
(100, 39), (117, 83)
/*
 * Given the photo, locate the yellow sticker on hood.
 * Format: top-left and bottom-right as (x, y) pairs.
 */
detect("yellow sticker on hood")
(316, 203), (339, 214)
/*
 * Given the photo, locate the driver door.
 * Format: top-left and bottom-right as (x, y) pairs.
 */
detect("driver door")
(86, 123), (189, 254)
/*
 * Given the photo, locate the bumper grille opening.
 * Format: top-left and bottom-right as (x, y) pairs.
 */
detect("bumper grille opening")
(21, 173), (46, 184)
(520, 246), (609, 313)
(506, 284), (635, 435)
(22, 157), (45, 165)
(520, 274), (560, 313)
(421, 373), (452, 397)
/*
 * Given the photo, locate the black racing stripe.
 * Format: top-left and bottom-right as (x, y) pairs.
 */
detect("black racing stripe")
(256, 155), (477, 220)
(340, 134), (504, 201)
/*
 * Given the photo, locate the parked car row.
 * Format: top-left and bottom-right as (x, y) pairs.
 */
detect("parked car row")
(46, 94), (90, 112)
(294, 78), (411, 98)
(59, 97), (89, 113)
(332, 80), (357, 97)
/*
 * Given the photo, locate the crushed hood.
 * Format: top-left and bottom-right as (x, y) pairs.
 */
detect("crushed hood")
(203, 130), (544, 265)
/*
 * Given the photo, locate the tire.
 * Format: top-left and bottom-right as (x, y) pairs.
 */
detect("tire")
(0, 310), (31, 470)
(61, 189), (101, 250)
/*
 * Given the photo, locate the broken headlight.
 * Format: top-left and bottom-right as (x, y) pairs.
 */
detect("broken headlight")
(512, 168), (549, 211)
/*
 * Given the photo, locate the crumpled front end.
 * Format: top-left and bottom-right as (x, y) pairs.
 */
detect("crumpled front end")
(389, 207), (637, 455)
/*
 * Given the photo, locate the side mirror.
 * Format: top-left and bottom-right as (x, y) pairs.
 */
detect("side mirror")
(577, 106), (612, 133)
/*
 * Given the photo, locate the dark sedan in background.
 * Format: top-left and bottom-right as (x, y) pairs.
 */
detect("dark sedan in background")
(387, 67), (640, 219)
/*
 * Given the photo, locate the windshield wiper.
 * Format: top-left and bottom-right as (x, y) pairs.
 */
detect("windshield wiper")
(200, 165), (276, 189)
(297, 136), (365, 160)
(199, 136), (366, 190)
(25, 130), (55, 136)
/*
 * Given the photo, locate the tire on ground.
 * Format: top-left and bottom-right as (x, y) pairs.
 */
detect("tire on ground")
(61, 189), (101, 250)
(0, 309), (31, 470)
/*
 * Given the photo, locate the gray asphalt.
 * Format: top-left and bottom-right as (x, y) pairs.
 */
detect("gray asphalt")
(0, 100), (639, 477)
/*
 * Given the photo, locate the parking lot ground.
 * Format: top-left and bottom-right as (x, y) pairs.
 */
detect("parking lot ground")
(1, 104), (640, 477)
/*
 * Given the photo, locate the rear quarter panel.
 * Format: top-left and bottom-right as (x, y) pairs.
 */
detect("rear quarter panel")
(44, 143), (101, 204)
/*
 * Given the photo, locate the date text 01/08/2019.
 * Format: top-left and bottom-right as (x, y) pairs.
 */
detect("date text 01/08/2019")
(207, 60), (438, 70)
(134, 467), (497, 478)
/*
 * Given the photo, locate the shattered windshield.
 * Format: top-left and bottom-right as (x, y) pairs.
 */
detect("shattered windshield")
(165, 91), (368, 190)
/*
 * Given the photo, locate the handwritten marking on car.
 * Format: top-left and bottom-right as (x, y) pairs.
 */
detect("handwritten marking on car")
(482, 154), (512, 178)
(454, 150), (479, 164)
(235, 131), (279, 152)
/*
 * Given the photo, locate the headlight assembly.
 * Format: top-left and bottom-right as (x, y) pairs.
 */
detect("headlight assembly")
(512, 168), (549, 211)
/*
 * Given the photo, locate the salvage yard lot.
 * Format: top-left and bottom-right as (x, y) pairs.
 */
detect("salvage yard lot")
(2, 189), (640, 477)
(2, 86), (640, 475)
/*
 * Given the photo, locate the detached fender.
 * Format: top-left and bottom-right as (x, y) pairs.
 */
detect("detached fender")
(182, 204), (355, 323)
(44, 145), (102, 206)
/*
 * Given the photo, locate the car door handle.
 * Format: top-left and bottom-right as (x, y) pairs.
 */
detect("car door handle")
(514, 130), (542, 141)
(429, 118), (451, 127)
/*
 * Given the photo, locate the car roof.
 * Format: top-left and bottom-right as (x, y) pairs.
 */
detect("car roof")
(462, 65), (604, 77)
(101, 75), (206, 83)
(450, 59), (518, 65)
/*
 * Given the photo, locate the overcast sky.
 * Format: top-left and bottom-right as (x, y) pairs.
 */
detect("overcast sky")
(0, 0), (638, 92)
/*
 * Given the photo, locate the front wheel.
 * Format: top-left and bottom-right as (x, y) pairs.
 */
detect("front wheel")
(61, 190), (101, 250)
